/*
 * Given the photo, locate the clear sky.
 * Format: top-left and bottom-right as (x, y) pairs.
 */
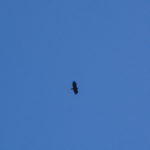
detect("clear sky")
(0, 0), (150, 149)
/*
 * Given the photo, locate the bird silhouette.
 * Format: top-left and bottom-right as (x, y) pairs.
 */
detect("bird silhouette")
(71, 81), (78, 94)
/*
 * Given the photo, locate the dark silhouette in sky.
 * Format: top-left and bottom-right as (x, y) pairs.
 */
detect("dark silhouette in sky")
(71, 81), (78, 95)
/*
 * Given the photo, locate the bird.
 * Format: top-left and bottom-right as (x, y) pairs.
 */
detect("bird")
(71, 81), (78, 95)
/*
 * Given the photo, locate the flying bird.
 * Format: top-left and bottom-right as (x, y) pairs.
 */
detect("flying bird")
(71, 81), (78, 94)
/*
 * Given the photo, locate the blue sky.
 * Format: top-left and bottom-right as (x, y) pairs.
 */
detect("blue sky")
(0, 0), (150, 149)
